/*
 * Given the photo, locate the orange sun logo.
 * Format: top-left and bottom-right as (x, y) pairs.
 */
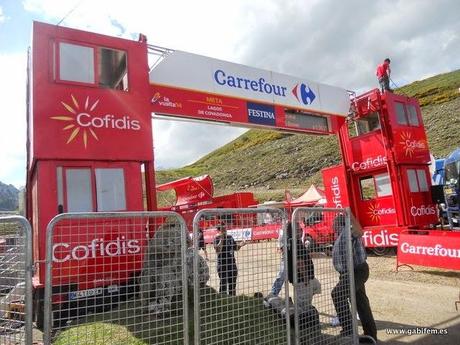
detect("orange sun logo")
(50, 94), (99, 148)
(399, 131), (414, 157)
(367, 203), (380, 222)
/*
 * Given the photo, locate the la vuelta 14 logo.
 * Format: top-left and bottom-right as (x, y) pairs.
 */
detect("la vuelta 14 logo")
(367, 203), (396, 222)
(51, 94), (141, 148)
(399, 131), (426, 157)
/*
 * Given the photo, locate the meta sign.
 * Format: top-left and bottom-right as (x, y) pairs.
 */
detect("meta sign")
(397, 230), (460, 270)
(149, 50), (350, 134)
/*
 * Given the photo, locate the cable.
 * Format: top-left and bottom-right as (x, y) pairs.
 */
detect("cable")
(56, 0), (85, 26)
(389, 77), (399, 89)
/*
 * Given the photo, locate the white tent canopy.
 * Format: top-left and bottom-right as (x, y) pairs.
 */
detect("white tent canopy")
(289, 184), (326, 205)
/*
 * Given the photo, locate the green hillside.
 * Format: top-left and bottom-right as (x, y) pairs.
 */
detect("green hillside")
(156, 70), (460, 204)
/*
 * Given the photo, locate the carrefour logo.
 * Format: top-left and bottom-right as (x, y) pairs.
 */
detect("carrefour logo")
(292, 83), (316, 105)
(247, 102), (276, 126)
(51, 94), (141, 148)
(214, 70), (288, 97)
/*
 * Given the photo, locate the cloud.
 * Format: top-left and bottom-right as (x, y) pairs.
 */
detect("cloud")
(0, 6), (5, 23)
(238, 0), (460, 91)
(153, 119), (246, 169)
(4, 0), (458, 187)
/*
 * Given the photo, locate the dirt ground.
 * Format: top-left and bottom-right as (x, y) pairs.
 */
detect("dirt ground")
(364, 255), (460, 344)
(25, 241), (460, 344)
(205, 241), (460, 344)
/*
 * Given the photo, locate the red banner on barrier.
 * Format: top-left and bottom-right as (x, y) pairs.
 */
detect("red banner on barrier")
(397, 230), (460, 270)
(202, 224), (281, 244)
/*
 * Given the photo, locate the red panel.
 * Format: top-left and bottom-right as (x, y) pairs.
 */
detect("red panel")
(150, 84), (341, 135)
(385, 93), (430, 164)
(31, 22), (153, 162)
(33, 160), (144, 286)
(321, 165), (350, 209)
(357, 196), (397, 228)
(157, 175), (214, 205)
(348, 134), (387, 172)
(398, 230), (460, 270)
(362, 226), (402, 247)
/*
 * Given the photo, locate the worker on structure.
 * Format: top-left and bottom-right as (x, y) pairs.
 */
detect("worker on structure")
(376, 58), (392, 93)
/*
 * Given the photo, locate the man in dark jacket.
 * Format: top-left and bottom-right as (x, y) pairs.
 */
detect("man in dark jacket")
(213, 223), (246, 295)
(331, 213), (377, 342)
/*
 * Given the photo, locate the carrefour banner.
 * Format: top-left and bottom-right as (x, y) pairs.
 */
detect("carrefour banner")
(150, 50), (349, 117)
(397, 230), (460, 270)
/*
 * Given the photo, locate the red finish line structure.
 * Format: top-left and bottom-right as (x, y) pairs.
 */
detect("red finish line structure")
(25, 21), (459, 327)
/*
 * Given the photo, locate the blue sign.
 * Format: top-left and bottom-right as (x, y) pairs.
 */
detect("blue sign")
(247, 102), (276, 126)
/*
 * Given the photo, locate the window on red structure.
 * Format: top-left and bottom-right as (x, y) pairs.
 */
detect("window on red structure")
(349, 111), (381, 138)
(395, 102), (420, 127)
(57, 166), (127, 212)
(406, 169), (429, 193)
(55, 41), (129, 91)
(359, 172), (393, 200)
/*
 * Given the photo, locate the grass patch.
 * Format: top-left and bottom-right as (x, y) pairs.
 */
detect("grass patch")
(54, 323), (147, 345)
(53, 287), (286, 345)
(396, 69), (460, 106)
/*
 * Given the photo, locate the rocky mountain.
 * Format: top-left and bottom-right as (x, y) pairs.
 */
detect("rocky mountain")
(156, 70), (460, 204)
(0, 181), (19, 211)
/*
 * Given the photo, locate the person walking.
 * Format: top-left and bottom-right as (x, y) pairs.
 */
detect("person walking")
(376, 58), (392, 93)
(213, 223), (246, 295)
(267, 222), (308, 300)
(266, 225), (287, 299)
(331, 213), (377, 342)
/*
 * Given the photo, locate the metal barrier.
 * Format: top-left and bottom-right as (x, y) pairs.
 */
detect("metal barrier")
(193, 208), (291, 345)
(0, 216), (33, 345)
(43, 212), (189, 345)
(292, 208), (357, 345)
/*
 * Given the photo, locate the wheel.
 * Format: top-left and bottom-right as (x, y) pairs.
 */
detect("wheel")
(371, 246), (391, 256)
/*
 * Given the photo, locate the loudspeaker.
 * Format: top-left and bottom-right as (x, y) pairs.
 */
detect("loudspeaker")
(431, 185), (445, 203)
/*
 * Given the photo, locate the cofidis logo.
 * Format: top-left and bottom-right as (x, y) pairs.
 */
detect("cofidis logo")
(367, 202), (396, 222)
(247, 102), (276, 126)
(51, 94), (141, 148)
(292, 83), (316, 105)
(399, 131), (426, 157)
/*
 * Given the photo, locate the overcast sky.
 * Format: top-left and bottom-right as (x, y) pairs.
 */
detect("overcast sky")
(0, 0), (459, 187)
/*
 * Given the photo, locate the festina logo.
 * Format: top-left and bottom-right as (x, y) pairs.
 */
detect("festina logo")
(248, 109), (275, 119)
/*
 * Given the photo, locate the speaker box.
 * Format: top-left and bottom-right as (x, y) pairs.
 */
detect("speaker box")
(431, 185), (445, 203)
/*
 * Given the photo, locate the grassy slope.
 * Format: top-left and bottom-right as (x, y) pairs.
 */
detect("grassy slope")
(157, 70), (460, 203)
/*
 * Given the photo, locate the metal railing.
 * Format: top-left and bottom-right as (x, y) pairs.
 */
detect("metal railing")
(291, 207), (357, 345)
(40, 208), (360, 345)
(0, 215), (33, 345)
(192, 207), (291, 345)
(43, 211), (189, 345)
